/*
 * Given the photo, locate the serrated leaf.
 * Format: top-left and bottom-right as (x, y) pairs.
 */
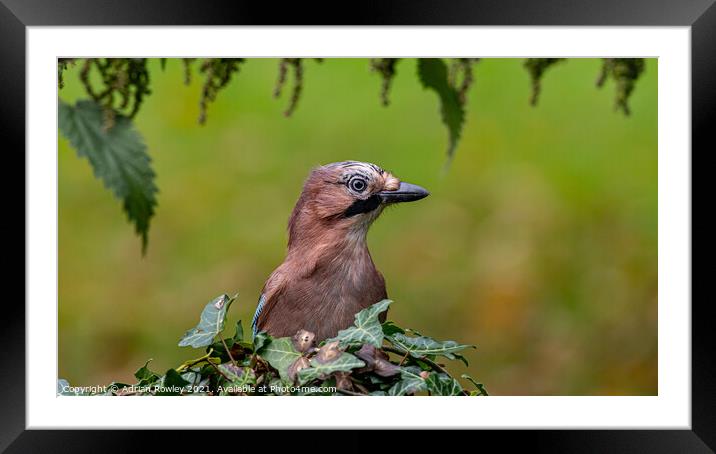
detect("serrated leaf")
(417, 58), (465, 160)
(386, 332), (474, 361)
(425, 372), (463, 396)
(387, 366), (427, 396)
(178, 294), (235, 348)
(297, 352), (365, 386)
(58, 99), (158, 253)
(257, 337), (302, 381)
(327, 299), (392, 348)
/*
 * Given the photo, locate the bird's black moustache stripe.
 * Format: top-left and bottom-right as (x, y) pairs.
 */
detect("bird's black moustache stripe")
(344, 194), (381, 217)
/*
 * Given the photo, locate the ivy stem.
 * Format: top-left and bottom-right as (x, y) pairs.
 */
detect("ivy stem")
(176, 349), (214, 373)
(398, 351), (410, 366)
(206, 359), (231, 382)
(220, 337), (238, 367)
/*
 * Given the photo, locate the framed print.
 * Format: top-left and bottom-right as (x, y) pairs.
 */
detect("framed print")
(5, 0), (712, 450)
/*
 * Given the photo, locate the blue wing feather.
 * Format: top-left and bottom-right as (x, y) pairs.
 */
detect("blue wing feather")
(252, 294), (267, 338)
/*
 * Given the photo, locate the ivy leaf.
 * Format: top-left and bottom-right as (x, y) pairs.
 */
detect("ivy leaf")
(425, 372), (463, 396)
(218, 363), (257, 388)
(453, 353), (469, 367)
(328, 299), (392, 348)
(386, 332), (474, 361)
(178, 294), (236, 348)
(58, 99), (158, 253)
(417, 58), (465, 161)
(381, 321), (405, 336)
(180, 371), (199, 386)
(232, 321), (244, 344)
(257, 336), (302, 382)
(462, 374), (489, 396)
(156, 368), (191, 395)
(163, 368), (191, 388)
(297, 352), (365, 386)
(387, 366), (427, 396)
(134, 359), (160, 385)
(252, 331), (270, 352)
(57, 378), (82, 396)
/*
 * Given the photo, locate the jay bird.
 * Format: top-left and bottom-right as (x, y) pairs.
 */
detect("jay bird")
(252, 161), (429, 341)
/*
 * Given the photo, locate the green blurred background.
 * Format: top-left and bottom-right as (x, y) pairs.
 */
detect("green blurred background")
(58, 58), (657, 395)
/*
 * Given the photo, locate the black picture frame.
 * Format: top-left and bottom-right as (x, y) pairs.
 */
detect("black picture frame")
(4, 0), (710, 450)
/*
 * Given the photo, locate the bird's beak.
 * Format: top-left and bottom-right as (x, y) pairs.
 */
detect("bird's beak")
(379, 181), (430, 204)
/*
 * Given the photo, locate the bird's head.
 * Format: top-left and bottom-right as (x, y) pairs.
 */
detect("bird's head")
(287, 161), (429, 248)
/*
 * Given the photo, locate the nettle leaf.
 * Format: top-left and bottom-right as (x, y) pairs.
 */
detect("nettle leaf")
(297, 352), (365, 386)
(257, 336), (302, 382)
(328, 299), (392, 348)
(387, 332), (474, 361)
(425, 372), (463, 396)
(387, 366), (427, 396)
(417, 58), (465, 160)
(178, 294), (236, 348)
(58, 99), (158, 253)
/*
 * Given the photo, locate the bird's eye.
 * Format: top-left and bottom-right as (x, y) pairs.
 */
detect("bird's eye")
(348, 177), (367, 193)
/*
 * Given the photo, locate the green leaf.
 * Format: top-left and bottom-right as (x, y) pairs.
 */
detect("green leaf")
(381, 320), (405, 336)
(524, 58), (565, 106)
(163, 368), (191, 387)
(180, 371), (199, 386)
(156, 368), (191, 395)
(387, 367), (427, 396)
(218, 363), (257, 390)
(58, 99), (158, 253)
(257, 336), (302, 382)
(104, 382), (132, 395)
(297, 352), (365, 386)
(462, 374), (489, 396)
(386, 332), (474, 361)
(178, 294), (236, 348)
(134, 359), (160, 385)
(425, 373), (463, 396)
(453, 353), (469, 367)
(232, 321), (244, 344)
(327, 299), (392, 348)
(252, 331), (270, 352)
(57, 378), (82, 396)
(417, 58), (465, 160)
